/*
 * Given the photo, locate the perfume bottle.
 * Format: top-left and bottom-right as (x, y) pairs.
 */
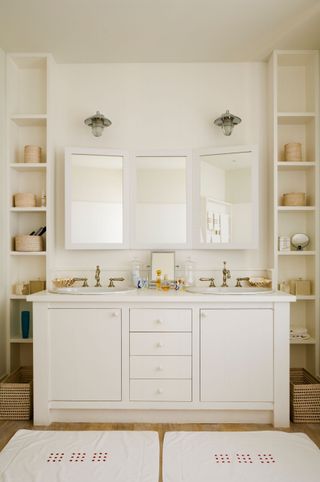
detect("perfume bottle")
(155, 269), (162, 290)
(161, 274), (170, 291)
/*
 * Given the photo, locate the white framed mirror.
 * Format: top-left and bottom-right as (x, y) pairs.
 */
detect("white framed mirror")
(131, 150), (192, 249)
(193, 145), (258, 249)
(65, 147), (129, 249)
(151, 251), (175, 281)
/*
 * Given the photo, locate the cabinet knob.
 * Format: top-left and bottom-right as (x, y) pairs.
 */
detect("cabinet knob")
(156, 388), (164, 394)
(201, 311), (206, 318)
(112, 311), (119, 317)
(157, 365), (164, 371)
(156, 319), (163, 324)
(156, 342), (164, 348)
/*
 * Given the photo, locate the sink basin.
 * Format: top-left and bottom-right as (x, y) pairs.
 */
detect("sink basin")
(50, 287), (137, 295)
(185, 286), (273, 295)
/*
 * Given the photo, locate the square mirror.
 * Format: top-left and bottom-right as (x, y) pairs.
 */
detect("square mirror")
(151, 251), (175, 281)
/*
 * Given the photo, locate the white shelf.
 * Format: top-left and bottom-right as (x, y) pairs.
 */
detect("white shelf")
(10, 114), (47, 126)
(10, 251), (46, 256)
(10, 207), (47, 212)
(10, 295), (28, 300)
(10, 338), (33, 344)
(277, 251), (315, 256)
(290, 337), (316, 345)
(10, 163), (47, 172)
(296, 295), (316, 301)
(277, 206), (315, 211)
(277, 162), (315, 170)
(277, 113), (315, 124)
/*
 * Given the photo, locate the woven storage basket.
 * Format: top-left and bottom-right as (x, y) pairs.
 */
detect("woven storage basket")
(24, 145), (41, 163)
(282, 192), (306, 206)
(14, 192), (36, 208)
(284, 143), (302, 162)
(0, 367), (33, 420)
(290, 368), (320, 423)
(15, 235), (43, 252)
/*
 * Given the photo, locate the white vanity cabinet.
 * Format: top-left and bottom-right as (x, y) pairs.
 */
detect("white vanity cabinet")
(49, 308), (122, 401)
(29, 292), (293, 427)
(200, 309), (273, 402)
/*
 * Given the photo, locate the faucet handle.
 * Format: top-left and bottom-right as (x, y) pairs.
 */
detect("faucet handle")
(199, 277), (216, 288)
(235, 277), (250, 287)
(108, 277), (125, 288)
(82, 278), (89, 287)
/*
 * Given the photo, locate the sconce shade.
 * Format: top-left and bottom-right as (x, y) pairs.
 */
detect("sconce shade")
(84, 111), (112, 137)
(214, 109), (241, 136)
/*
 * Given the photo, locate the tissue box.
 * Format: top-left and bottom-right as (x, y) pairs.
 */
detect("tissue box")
(289, 279), (311, 296)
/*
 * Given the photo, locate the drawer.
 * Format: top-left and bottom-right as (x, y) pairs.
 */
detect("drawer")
(130, 379), (192, 401)
(130, 356), (192, 379)
(130, 333), (191, 356)
(130, 309), (191, 332)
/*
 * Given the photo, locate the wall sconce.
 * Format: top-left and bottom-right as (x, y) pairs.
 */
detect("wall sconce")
(84, 110), (112, 137)
(214, 109), (241, 136)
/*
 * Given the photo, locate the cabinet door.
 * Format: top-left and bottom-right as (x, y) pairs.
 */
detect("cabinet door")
(49, 308), (121, 401)
(200, 309), (273, 402)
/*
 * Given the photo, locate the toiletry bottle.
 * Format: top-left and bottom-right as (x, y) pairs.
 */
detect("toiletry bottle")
(155, 269), (162, 290)
(184, 257), (195, 286)
(161, 274), (170, 291)
(131, 258), (141, 288)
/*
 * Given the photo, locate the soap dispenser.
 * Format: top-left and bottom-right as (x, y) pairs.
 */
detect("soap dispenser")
(131, 257), (141, 288)
(184, 257), (195, 286)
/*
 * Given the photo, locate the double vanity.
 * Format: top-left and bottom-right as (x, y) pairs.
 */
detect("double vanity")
(29, 288), (294, 428)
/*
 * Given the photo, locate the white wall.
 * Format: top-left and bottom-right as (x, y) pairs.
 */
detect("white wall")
(53, 62), (268, 282)
(0, 49), (6, 377)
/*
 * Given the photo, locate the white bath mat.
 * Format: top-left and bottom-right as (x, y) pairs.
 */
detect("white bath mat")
(163, 431), (320, 482)
(0, 429), (159, 482)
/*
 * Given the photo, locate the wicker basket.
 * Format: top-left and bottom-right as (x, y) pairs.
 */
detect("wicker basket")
(15, 235), (43, 252)
(282, 192), (306, 206)
(14, 192), (36, 208)
(24, 145), (41, 163)
(284, 143), (302, 162)
(290, 368), (320, 423)
(0, 367), (33, 420)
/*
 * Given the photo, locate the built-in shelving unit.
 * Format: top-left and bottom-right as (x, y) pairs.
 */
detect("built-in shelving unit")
(269, 50), (319, 376)
(5, 53), (53, 372)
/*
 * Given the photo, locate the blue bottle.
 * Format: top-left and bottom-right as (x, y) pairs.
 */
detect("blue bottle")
(21, 311), (30, 339)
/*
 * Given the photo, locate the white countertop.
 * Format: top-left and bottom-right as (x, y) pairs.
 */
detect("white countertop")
(27, 289), (296, 303)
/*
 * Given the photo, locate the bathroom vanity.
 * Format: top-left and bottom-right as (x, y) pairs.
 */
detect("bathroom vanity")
(28, 289), (295, 427)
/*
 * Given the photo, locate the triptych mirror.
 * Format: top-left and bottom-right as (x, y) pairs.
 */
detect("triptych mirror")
(65, 145), (258, 250)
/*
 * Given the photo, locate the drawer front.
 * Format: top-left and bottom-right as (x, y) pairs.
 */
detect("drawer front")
(130, 379), (192, 401)
(130, 309), (191, 332)
(130, 333), (191, 356)
(130, 356), (192, 379)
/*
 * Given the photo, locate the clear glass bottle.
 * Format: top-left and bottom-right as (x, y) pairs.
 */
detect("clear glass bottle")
(131, 258), (141, 288)
(184, 257), (195, 286)
(161, 274), (170, 291)
(155, 269), (162, 290)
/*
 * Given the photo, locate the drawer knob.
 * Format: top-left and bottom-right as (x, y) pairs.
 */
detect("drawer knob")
(112, 311), (119, 317)
(156, 319), (163, 324)
(156, 342), (164, 348)
(201, 311), (206, 318)
(156, 388), (164, 394)
(157, 365), (164, 371)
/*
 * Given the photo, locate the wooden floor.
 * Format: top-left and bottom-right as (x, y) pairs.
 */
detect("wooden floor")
(1, 420), (320, 481)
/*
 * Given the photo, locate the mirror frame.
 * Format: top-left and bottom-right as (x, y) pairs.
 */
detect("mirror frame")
(65, 147), (130, 249)
(130, 149), (193, 249)
(192, 144), (259, 250)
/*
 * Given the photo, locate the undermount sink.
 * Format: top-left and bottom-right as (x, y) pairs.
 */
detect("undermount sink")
(185, 286), (274, 295)
(50, 286), (137, 295)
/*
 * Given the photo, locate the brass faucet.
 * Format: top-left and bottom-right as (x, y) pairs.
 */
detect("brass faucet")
(108, 277), (125, 288)
(95, 265), (101, 287)
(221, 261), (231, 287)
